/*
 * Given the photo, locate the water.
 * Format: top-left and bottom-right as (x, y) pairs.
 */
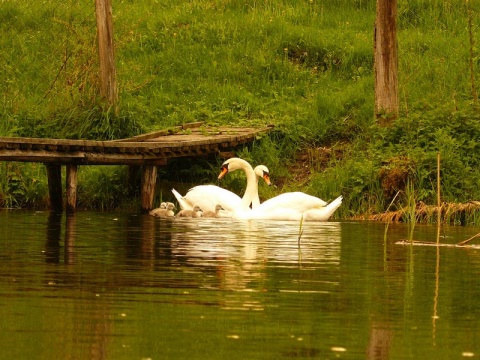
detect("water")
(1, 211), (480, 359)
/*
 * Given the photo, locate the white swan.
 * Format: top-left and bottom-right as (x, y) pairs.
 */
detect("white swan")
(172, 158), (270, 213)
(149, 202), (176, 218)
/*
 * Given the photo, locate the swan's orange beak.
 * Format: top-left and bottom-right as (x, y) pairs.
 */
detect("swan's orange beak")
(218, 166), (228, 179)
(263, 172), (271, 186)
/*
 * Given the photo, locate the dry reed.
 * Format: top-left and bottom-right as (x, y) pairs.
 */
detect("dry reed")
(366, 201), (480, 224)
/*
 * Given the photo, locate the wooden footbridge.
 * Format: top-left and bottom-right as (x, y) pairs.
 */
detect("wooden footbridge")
(0, 122), (272, 213)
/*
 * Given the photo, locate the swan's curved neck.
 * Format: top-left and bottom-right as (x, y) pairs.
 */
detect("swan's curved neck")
(241, 166), (259, 209)
(227, 158), (259, 210)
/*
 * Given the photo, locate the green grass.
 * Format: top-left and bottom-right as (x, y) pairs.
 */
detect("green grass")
(0, 0), (479, 222)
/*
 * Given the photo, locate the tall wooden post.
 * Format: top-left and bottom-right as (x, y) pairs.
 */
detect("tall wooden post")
(95, 0), (117, 110)
(141, 165), (157, 212)
(66, 164), (78, 214)
(46, 164), (63, 213)
(374, 0), (399, 125)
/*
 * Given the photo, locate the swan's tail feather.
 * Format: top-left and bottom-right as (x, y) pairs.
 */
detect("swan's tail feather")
(323, 195), (342, 220)
(329, 195), (343, 209)
(171, 188), (191, 211)
(303, 195), (343, 221)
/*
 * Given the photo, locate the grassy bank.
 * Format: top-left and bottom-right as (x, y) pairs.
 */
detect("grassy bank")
(1, 0), (479, 224)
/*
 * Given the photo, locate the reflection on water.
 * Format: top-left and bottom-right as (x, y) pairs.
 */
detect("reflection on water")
(1, 212), (480, 359)
(45, 213), (76, 265)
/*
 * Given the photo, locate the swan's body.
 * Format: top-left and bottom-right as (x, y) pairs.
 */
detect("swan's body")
(149, 202), (176, 218)
(243, 195), (343, 221)
(255, 192), (327, 212)
(202, 204), (225, 218)
(172, 158), (270, 213)
(177, 205), (203, 218)
(172, 185), (240, 213)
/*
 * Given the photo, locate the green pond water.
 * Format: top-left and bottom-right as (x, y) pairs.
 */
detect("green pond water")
(0, 210), (479, 359)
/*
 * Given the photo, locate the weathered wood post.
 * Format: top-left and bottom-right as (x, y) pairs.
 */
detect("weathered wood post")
(66, 164), (77, 214)
(141, 165), (157, 212)
(46, 164), (63, 213)
(374, 0), (399, 125)
(95, 0), (117, 110)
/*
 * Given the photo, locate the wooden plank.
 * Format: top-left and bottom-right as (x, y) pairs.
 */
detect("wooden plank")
(396, 240), (480, 249)
(0, 149), (168, 165)
(111, 122), (204, 142)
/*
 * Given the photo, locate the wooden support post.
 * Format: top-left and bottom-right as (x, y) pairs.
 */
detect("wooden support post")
(141, 165), (157, 212)
(95, 0), (117, 110)
(66, 164), (78, 214)
(46, 164), (63, 213)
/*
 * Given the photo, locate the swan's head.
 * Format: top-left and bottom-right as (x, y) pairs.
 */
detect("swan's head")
(254, 165), (271, 186)
(160, 202), (167, 209)
(166, 202), (176, 210)
(193, 205), (203, 212)
(218, 157), (252, 179)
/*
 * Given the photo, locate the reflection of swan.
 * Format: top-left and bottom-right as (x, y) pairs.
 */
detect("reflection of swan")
(222, 163), (342, 221)
(172, 158), (271, 213)
(177, 205), (203, 218)
(169, 220), (342, 297)
(149, 202), (176, 217)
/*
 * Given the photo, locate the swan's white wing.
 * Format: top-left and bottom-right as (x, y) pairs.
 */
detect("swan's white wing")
(243, 195), (342, 221)
(185, 185), (242, 213)
(256, 192), (328, 213)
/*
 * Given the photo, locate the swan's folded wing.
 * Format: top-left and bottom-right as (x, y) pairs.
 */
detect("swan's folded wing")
(185, 185), (242, 213)
(256, 192), (328, 213)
